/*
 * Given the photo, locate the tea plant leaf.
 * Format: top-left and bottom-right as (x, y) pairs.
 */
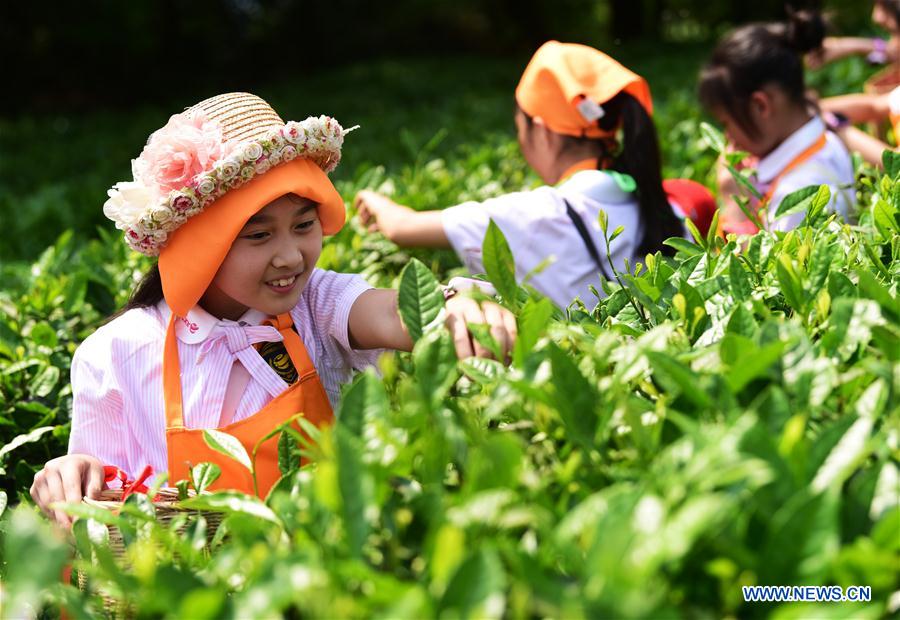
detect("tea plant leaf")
(336, 425), (369, 558)
(430, 524), (466, 593)
(773, 185), (821, 219)
(684, 217), (706, 249)
(807, 184), (832, 223)
(439, 547), (506, 619)
(28, 366), (59, 398)
(882, 148), (900, 179)
(338, 370), (389, 437)
(482, 219), (519, 306)
(855, 269), (899, 321)
(646, 351), (712, 409)
(202, 429), (252, 471)
(872, 199), (898, 239)
(827, 271), (857, 300)
(776, 254), (806, 315)
(277, 430), (297, 476)
(547, 344), (600, 448)
(0, 426), (55, 462)
(53, 501), (122, 525)
(398, 258), (444, 343)
(663, 237), (703, 257)
(512, 297), (554, 366)
(700, 121), (726, 154)
(28, 322), (57, 348)
(726, 304), (757, 338)
(190, 462), (221, 494)
(811, 414), (874, 493)
(466, 323), (504, 361)
(706, 209), (721, 248)
(725, 339), (785, 393)
(728, 257), (753, 301)
(807, 241), (838, 297)
(413, 330), (458, 408)
(180, 492), (280, 525)
(763, 488), (840, 583)
(459, 357), (505, 383)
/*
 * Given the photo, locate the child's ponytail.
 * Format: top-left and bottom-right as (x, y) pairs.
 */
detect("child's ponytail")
(783, 8), (827, 55)
(603, 92), (683, 258)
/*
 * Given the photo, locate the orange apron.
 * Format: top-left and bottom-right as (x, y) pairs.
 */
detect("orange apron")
(162, 312), (333, 496)
(721, 132), (827, 236)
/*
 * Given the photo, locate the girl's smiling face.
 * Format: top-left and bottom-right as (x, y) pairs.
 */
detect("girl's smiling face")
(200, 193), (322, 320)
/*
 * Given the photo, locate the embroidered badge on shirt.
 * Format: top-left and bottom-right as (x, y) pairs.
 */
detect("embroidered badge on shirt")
(257, 341), (299, 384)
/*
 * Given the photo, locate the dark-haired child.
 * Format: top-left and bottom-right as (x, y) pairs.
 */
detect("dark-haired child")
(354, 41), (703, 309)
(700, 10), (855, 234)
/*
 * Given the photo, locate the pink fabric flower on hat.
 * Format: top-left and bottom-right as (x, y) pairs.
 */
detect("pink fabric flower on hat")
(133, 110), (230, 196)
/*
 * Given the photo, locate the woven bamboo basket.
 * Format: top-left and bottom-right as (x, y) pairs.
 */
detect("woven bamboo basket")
(75, 488), (224, 612)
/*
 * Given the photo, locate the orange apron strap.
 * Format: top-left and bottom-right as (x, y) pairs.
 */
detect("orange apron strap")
(726, 132), (828, 236)
(762, 132), (828, 204)
(267, 313), (316, 376)
(162, 314), (185, 429)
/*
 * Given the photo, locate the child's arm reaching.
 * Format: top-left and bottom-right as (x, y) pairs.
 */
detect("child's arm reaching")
(355, 190), (451, 248)
(820, 92), (892, 124)
(348, 288), (517, 360)
(833, 124), (895, 167)
(805, 37), (887, 70)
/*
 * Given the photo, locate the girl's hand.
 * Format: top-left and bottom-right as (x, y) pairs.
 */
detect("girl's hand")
(353, 190), (451, 248)
(354, 190), (408, 234)
(30, 454), (105, 528)
(444, 295), (517, 361)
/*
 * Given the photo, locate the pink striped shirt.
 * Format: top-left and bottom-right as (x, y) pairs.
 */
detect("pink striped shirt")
(67, 268), (383, 482)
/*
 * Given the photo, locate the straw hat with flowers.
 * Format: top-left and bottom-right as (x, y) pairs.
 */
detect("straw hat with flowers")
(103, 92), (355, 316)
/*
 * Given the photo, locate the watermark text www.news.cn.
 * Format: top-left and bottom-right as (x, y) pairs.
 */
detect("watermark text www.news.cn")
(742, 585), (872, 603)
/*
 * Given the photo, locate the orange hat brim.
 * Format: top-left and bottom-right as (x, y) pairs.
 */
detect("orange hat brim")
(515, 41), (652, 138)
(159, 158), (344, 317)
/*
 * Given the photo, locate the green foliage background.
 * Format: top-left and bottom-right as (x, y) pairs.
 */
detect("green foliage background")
(0, 42), (898, 619)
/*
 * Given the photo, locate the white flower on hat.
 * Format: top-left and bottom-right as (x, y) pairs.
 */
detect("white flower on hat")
(103, 181), (154, 230)
(241, 142), (264, 162)
(215, 157), (242, 181)
(195, 176), (216, 196)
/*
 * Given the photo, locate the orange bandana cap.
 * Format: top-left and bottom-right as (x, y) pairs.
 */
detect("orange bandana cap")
(159, 158), (343, 316)
(515, 41), (653, 139)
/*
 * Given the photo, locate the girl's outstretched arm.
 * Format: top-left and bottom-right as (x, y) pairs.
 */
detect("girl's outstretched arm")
(834, 124), (895, 167)
(806, 37), (882, 70)
(820, 92), (891, 124)
(355, 190), (452, 248)
(348, 288), (517, 360)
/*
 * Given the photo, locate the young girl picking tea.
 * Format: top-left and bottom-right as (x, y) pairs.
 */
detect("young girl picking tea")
(30, 93), (518, 526)
(700, 10), (856, 234)
(354, 41), (709, 310)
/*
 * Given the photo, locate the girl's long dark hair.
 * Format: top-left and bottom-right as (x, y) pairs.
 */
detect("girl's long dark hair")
(108, 263), (164, 321)
(599, 91), (683, 258)
(698, 9), (826, 138)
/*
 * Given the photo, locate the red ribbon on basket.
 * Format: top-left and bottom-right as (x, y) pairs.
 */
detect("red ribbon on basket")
(104, 464), (154, 502)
